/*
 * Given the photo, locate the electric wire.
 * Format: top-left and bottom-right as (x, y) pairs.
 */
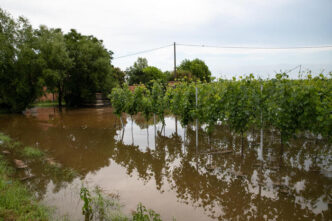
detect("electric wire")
(177, 43), (332, 50)
(112, 43), (332, 60)
(113, 44), (172, 59)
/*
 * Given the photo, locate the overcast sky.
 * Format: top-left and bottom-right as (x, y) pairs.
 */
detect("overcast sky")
(2, 0), (332, 78)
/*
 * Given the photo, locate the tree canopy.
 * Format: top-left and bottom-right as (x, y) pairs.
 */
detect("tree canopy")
(0, 8), (44, 112)
(0, 8), (121, 111)
(63, 29), (115, 106)
(178, 58), (212, 82)
(126, 57), (167, 85)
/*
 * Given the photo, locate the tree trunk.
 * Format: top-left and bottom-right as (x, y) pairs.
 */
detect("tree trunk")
(241, 131), (244, 157)
(279, 133), (284, 167)
(120, 116), (124, 128)
(175, 117), (178, 135)
(58, 87), (62, 111)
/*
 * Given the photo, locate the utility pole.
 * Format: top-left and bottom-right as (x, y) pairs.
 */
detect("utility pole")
(174, 42), (176, 79)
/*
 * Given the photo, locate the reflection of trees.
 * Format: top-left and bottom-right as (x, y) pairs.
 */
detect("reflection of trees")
(0, 107), (119, 198)
(112, 122), (331, 220)
(0, 109), (331, 220)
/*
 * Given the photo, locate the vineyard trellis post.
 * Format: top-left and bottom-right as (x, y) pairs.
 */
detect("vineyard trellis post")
(154, 114), (156, 137)
(196, 86), (198, 149)
(259, 84), (263, 161)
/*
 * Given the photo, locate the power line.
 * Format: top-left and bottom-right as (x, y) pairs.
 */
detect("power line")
(113, 44), (172, 59)
(285, 65), (302, 74)
(177, 43), (332, 50)
(113, 42), (332, 60)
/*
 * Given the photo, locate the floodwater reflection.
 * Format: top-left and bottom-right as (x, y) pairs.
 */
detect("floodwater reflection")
(0, 107), (331, 220)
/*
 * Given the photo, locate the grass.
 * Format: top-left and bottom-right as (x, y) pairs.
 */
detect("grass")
(32, 101), (65, 107)
(0, 132), (75, 220)
(22, 146), (44, 158)
(0, 133), (22, 150)
(0, 133), (11, 146)
(0, 155), (51, 220)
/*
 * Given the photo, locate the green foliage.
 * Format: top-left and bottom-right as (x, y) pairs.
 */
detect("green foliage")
(0, 133), (21, 149)
(143, 67), (166, 86)
(195, 82), (225, 133)
(0, 8), (120, 111)
(126, 57), (148, 85)
(0, 132), (11, 146)
(80, 186), (93, 220)
(126, 58), (167, 85)
(224, 76), (255, 135)
(151, 81), (167, 124)
(79, 185), (129, 221)
(124, 85), (137, 118)
(22, 146), (44, 158)
(0, 8), (44, 112)
(166, 83), (196, 126)
(171, 69), (198, 82)
(117, 72), (331, 144)
(64, 29), (115, 106)
(135, 86), (153, 122)
(110, 87), (127, 118)
(112, 67), (126, 87)
(132, 203), (161, 221)
(265, 74), (302, 143)
(36, 25), (72, 108)
(178, 59), (212, 82)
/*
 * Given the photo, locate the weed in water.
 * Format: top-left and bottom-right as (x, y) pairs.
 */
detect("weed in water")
(79, 185), (129, 221)
(22, 146), (44, 158)
(80, 186), (93, 220)
(132, 203), (161, 221)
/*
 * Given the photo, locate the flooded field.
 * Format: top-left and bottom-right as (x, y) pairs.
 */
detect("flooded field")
(0, 107), (331, 220)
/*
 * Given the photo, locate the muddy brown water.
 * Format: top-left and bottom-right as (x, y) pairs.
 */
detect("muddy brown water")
(0, 107), (331, 220)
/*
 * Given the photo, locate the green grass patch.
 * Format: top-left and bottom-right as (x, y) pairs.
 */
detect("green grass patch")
(32, 101), (65, 107)
(0, 133), (11, 146)
(0, 156), (51, 220)
(22, 146), (44, 158)
(0, 133), (22, 150)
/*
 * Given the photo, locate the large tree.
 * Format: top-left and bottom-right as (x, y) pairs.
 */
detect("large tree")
(111, 66), (125, 87)
(126, 57), (167, 85)
(178, 58), (212, 82)
(64, 29), (115, 106)
(36, 26), (72, 109)
(0, 8), (44, 112)
(126, 57), (148, 85)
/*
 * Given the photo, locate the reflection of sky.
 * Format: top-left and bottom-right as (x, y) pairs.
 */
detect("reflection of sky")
(116, 116), (187, 152)
(2, 0), (332, 77)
